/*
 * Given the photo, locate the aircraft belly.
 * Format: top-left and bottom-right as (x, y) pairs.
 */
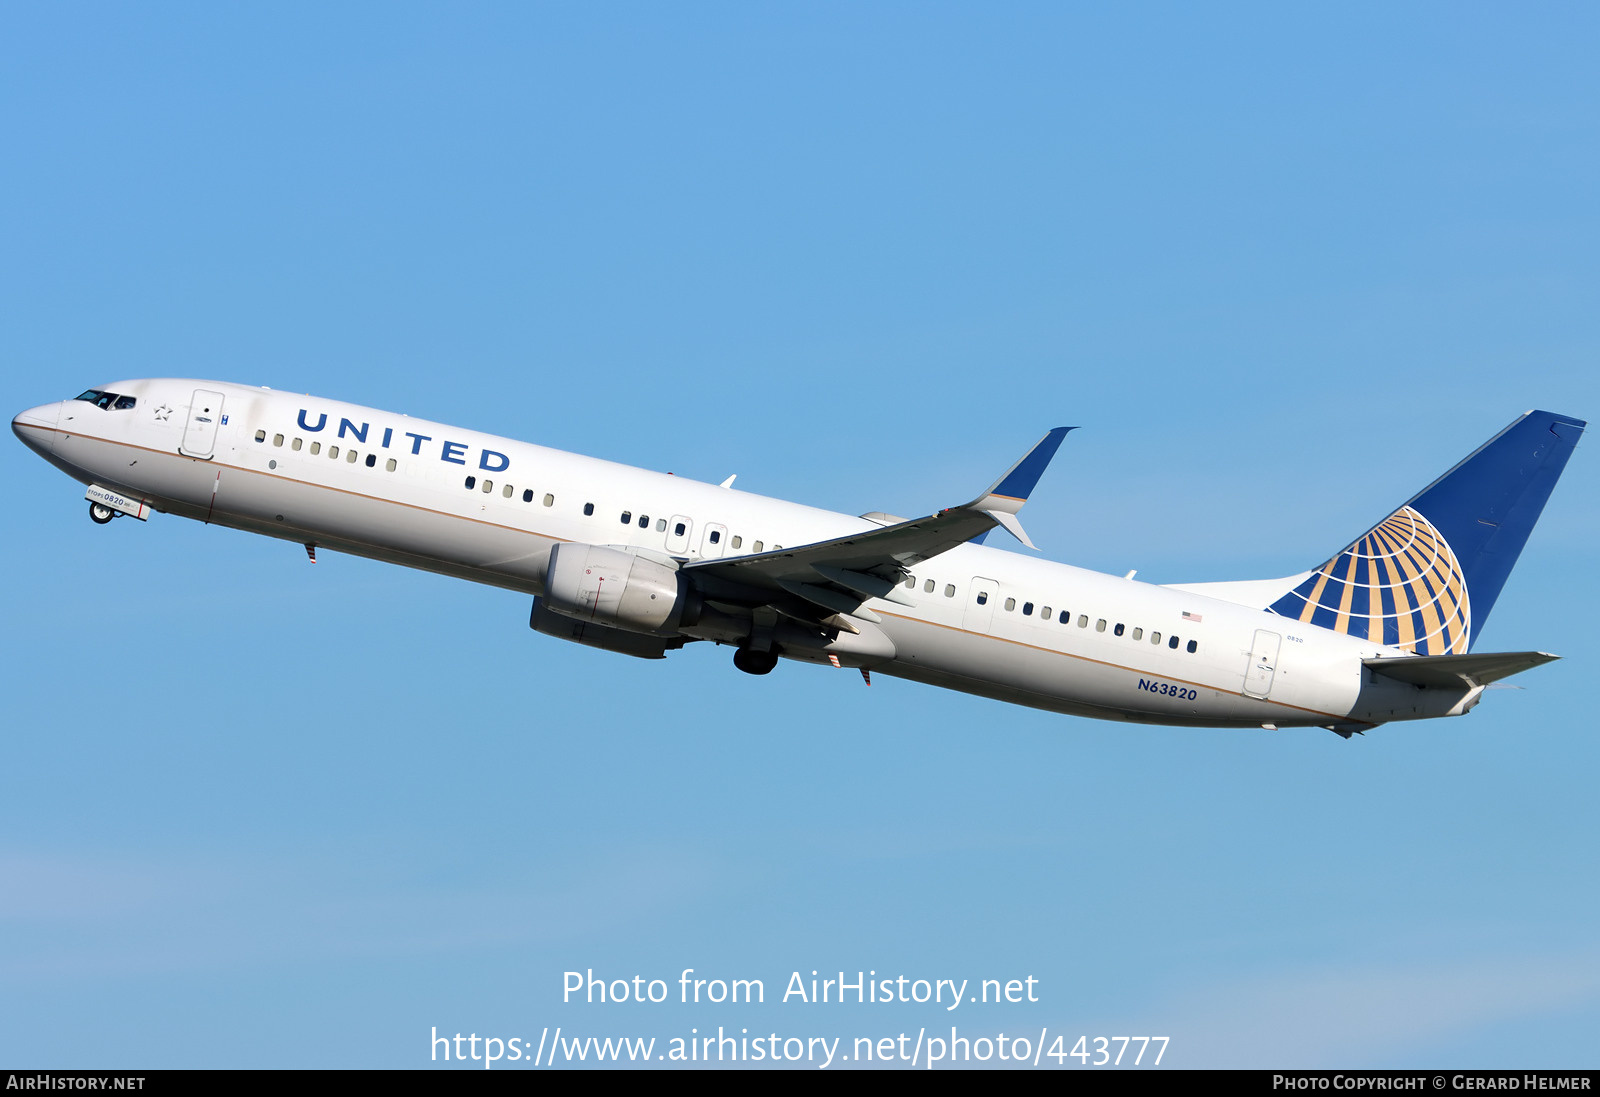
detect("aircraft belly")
(218, 467), (556, 585)
(877, 613), (1330, 728)
(53, 433), (222, 507)
(60, 435), (557, 590)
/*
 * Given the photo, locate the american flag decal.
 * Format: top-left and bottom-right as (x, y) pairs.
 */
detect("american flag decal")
(1182, 611), (1203, 623)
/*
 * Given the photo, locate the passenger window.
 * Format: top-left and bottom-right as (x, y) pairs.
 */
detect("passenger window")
(366, 454), (377, 467)
(1059, 610), (1070, 624)
(657, 519), (668, 533)
(924, 579), (935, 593)
(1187, 640), (1198, 653)
(1132, 627), (1143, 641)
(347, 449), (358, 463)
(583, 503), (594, 516)
(273, 434), (284, 447)
(774, 545), (782, 551)
(945, 584), (955, 597)
(328, 445), (339, 459)
(621, 511), (632, 524)
(386, 458), (397, 472)
(1023, 602), (1034, 616)
(502, 483), (513, 498)
(1077, 615), (1088, 628)
(674, 522), (686, 537)
(1004, 597), (1016, 611)
(465, 476), (476, 489)
(752, 540), (763, 552)
(523, 489), (534, 502)
(1169, 635), (1180, 649)
(1114, 623), (1125, 637)
(292, 438), (302, 451)
(1041, 605), (1051, 618)
(310, 441), (321, 455)
(1151, 631), (1161, 644)
(710, 530), (721, 544)
(731, 535), (742, 549)
(544, 494), (555, 507)
(639, 515), (648, 528)
(254, 430), (266, 442)
(976, 592), (988, 606)
(1096, 619), (1107, 632)
(905, 576), (916, 589)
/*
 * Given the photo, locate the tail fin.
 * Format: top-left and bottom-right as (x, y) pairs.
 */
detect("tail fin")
(1265, 410), (1585, 654)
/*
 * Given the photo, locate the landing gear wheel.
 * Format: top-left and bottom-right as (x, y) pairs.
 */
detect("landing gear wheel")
(733, 647), (779, 676)
(89, 502), (115, 524)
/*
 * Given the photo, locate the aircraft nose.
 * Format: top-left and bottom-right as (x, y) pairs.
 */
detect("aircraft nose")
(12, 401), (61, 453)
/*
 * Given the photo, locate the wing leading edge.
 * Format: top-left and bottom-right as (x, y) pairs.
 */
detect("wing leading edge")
(682, 428), (1072, 619)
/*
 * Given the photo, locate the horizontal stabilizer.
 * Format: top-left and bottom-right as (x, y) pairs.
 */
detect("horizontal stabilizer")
(1364, 650), (1558, 689)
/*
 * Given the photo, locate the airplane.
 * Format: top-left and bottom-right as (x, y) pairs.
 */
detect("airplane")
(12, 380), (1585, 737)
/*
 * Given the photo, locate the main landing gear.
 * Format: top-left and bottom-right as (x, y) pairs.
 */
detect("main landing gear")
(88, 501), (116, 524)
(733, 646), (779, 676)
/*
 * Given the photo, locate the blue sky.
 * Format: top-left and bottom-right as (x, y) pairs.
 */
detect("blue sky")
(3, 3), (1597, 1069)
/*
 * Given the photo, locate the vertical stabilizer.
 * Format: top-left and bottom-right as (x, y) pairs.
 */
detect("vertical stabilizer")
(1266, 410), (1584, 653)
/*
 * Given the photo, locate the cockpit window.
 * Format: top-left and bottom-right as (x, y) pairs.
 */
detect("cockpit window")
(74, 390), (135, 410)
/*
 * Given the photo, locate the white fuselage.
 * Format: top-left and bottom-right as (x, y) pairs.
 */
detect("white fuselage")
(14, 379), (1468, 732)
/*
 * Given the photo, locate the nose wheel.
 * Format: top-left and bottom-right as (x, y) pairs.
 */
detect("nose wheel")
(733, 646), (779, 675)
(88, 501), (116, 524)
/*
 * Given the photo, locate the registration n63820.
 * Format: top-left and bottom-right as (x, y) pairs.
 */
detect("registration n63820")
(1137, 678), (1198, 702)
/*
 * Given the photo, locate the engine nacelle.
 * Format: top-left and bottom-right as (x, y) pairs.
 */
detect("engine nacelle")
(530, 598), (685, 660)
(543, 542), (694, 637)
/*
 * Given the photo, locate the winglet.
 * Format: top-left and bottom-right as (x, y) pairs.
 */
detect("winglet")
(975, 427), (1073, 515)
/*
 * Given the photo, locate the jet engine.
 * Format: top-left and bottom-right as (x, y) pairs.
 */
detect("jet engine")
(542, 542), (697, 637)
(530, 597), (686, 659)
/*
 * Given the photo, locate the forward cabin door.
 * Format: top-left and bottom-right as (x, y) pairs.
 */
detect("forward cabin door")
(180, 389), (226, 458)
(1243, 629), (1282, 698)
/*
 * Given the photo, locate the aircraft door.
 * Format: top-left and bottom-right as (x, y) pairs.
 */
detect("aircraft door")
(1243, 629), (1282, 698)
(665, 515), (693, 555)
(700, 522), (728, 559)
(180, 389), (226, 459)
(962, 577), (999, 634)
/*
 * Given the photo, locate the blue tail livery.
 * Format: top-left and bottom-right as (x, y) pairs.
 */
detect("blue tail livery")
(1267, 410), (1585, 653)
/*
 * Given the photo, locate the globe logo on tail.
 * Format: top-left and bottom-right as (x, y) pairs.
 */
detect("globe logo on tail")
(1268, 506), (1471, 655)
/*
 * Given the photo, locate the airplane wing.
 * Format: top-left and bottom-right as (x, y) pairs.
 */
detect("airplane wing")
(682, 428), (1071, 622)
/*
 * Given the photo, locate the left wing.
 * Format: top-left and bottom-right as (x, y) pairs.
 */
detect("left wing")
(682, 428), (1071, 622)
